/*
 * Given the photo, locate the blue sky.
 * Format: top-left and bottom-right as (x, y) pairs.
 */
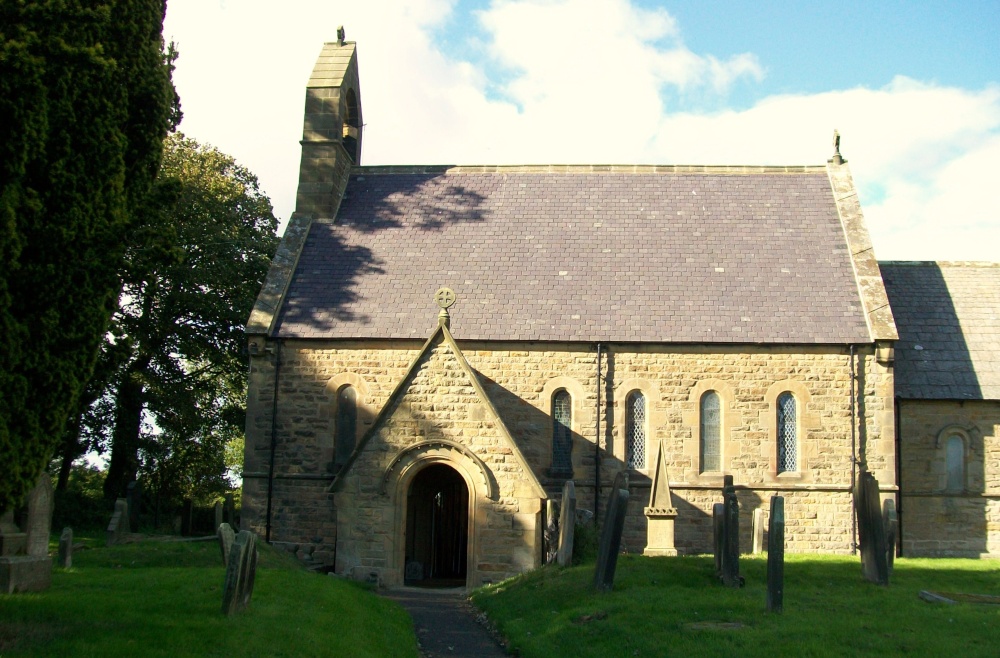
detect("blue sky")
(163, 0), (1000, 261)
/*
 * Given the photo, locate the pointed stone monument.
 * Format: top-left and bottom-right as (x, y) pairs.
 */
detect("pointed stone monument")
(643, 443), (678, 556)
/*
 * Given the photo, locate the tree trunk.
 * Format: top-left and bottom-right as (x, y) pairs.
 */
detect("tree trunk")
(103, 369), (146, 500)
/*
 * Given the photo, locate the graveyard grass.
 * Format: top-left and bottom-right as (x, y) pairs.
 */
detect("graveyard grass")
(472, 554), (1000, 658)
(0, 536), (418, 657)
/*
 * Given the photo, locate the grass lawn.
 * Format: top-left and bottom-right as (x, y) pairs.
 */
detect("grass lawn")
(472, 553), (1000, 658)
(0, 535), (419, 657)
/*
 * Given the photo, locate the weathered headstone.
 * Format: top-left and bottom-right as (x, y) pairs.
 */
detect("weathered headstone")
(643, 442), (678, 556)
(766, 496), (785, 613)
(593, 480), (629, 591)
(25, 474), (54, 557)
(0, 510), (27, 556)
(181, 498), (193, 536)
(854, 471), (889, 585)
(883, 498), (898, 573)
(721, 482), (741, 587)
(557, 480), (577, 567)
(544, 499), (559, 564)
(222, 530), (259, 615)
(712, 503), (725, 577)
(224, 493), (236, 529)
(214, 501), (224, 531)
(106, 498), (130, 547)
(217, 523), (236, 567)
(58, 527), (73, 569)
(752, 507), (765, 555)
(126, 481), (141, 531)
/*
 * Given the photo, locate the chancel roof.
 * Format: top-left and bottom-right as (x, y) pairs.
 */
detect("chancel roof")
(881, 261), (1000, 400)
(273, 165), (874, 344)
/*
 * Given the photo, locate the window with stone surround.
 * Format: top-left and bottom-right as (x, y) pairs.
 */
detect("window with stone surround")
(945, 434), (966, 493)
(700, 391), (721, 472)
(777, 392), (797, 473)
(335, 385), (357, 465)
(551, 389), (573, 476)
(625, 391), (646, 470)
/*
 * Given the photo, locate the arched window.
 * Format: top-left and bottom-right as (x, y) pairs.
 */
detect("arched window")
(945, 434), (965, 492)
(700, 391), (721, 472)
(777, 392), (797, 473)
(551, 390), (572, 475)
(335, 385), (357, 465)
(625, 391), (646, 469)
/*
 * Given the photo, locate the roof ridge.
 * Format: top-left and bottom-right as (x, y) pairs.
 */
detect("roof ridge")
(880, 260), (1000, 268)
(351, 164), (828, 175)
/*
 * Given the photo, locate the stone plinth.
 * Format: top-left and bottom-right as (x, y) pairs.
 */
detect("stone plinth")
(0, 556), (52, 593)
(644, 442), (678, 556)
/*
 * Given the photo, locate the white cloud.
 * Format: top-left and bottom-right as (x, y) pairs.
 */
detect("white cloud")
(163, 0), (999, 262)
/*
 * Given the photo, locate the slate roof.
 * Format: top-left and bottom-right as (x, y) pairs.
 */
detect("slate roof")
(881, 261), (1000, 400)
(273, 166), (873, 344)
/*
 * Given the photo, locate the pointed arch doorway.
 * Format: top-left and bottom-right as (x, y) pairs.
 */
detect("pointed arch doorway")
(404, 464), (469, 587)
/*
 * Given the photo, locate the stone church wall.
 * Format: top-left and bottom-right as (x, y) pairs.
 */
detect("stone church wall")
(899, 399), (1000, 557)
(243, 338), (895, 569)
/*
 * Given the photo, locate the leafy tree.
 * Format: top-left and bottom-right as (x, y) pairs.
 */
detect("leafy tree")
(0, 0), (177, 513)
(87, 133), (278, 502)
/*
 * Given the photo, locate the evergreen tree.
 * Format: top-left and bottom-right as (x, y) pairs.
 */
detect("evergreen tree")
(0, 0), (176, 513)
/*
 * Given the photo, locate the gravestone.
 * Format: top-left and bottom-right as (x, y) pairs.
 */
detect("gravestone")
(181, 498), (193, 536)
(544, 499), (559, 564)
(721, 481), (742, 588)
(25, 473), (53, 557)
(222, 530), (259, 615)
(217, 523), (236, 567)
(752, 507), (765, 555)
(106, 498), (130, 547)
(126, 481), (141, 531)
(643, 442), (678, 556)
(712, 503), (725, 577)
(883, 498), (898, 573)
(557, 480), (576, 567)
(0, 510), (27, 556)
(766, 496), (785, 613)
(854, 471), (889, 585)
(224, 493), (236, 529)
(214, 502), (224, 531)
(58, 527), (73, 568)
(593, 480), (629, 591)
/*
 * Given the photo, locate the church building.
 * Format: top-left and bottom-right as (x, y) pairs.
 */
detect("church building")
(241, 38), (998, 588)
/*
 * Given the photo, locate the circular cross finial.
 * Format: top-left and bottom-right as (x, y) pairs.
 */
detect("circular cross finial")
(435, 287), (456, 309)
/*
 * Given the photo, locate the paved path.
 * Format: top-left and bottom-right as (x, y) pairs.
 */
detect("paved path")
(382, 588), (508, 657)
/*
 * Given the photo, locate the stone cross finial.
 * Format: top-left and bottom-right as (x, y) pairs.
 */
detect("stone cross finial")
(829, 129), (846, 165)
(337, 26), (345, 46)
(435, 287), (455, 328)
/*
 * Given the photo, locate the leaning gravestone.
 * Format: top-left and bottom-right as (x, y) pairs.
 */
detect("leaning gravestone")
(25, 473), (53, 558)
(721, 481), (741, 588)
(752, 507), (765, 555)
(106, 498), (130, 547)
(544, 499), (559, 564)
(0, 474), (54, 593)
(557, 480), (577, 567)
(58, 528), (73, 569)
(222, 530), (259, 615)
(766, 496), (785, 613)
(217, 523), (236, 567)
(854, 471), (889, 585)
(712, 503), (725, 577)
(593, 478), (629, 591)
(883, 498), (898, 573)
(214, 501), (224, 531)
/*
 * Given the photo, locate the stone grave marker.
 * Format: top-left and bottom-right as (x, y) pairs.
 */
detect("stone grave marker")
(58, 527), (73, 568)
(721, 482), (742, 588)
(214, 501), (223, 531)
(222, 530), (259, 615)
(106, 498), (130, 547)
(224, 493), (236, 529)
(557, 480), (576, 567)
(752, 507), (765, 555)
(0, 510), (27, 556)
(643, 442), (678, 556)
(593, 480), (629, 591)
(25, 473), (53, 557)
(766, 496), (785, 613)
(854, 471), (889, 585)
(217, 523), (236, 567)
(883, 498), (898, 573)
(712, 503), (725, 577)
(181, 498), (193, 536)
(126, 481), (141, 531)
(544, 499), (559, 564)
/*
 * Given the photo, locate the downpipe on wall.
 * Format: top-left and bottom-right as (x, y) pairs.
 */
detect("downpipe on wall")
(595, 343), (602, 527)
(849, 344), (858, 555)
(265, 340), (283, 544)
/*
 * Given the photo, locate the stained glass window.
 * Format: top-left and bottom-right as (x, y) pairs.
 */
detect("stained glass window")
(700, 391), (721, 472)
(626, 391), (646, 469)
(777, 392), (797, 473)
(552, 390), (572, 474)
(336, 385), (357, 464)
(945, 435), (964, 492)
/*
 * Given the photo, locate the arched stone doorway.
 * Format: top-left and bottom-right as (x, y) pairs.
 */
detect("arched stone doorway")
(404, 463), (469, 587)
